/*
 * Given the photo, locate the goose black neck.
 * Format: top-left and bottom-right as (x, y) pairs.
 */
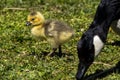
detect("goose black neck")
(89, 0), (115, 35)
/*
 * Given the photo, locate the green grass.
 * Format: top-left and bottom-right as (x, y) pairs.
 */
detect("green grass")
(0, 0), (120, 80)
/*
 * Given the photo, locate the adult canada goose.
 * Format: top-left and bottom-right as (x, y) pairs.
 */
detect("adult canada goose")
(26, 11), (74, 57)
(76, 0), (120, 80)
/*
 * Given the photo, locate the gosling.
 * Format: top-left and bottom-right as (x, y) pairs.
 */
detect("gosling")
(26, 11), (74, 57)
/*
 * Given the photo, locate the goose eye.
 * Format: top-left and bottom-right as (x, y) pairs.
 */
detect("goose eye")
(31, 18), (35, 21)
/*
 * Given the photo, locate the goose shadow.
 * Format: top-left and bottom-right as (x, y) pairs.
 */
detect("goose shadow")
(107, 40), (120, 46)
(83, 61), (120, 80)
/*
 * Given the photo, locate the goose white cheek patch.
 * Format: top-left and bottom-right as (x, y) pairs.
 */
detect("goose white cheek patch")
(93, 35), (104, 56)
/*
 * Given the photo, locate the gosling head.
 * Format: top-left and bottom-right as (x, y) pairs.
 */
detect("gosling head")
(26, 11), (45, 26)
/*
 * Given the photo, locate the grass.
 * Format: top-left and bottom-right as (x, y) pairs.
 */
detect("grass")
(0, 0), (120, 80)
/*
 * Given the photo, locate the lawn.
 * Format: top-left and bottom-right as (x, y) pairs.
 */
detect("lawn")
(0, 0), (120, 80)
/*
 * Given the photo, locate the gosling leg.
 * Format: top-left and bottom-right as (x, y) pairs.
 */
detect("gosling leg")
(58, 45), (62, 57)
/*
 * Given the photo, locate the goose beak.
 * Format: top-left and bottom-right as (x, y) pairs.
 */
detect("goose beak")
(76, 62), (89, 80)
(26, 21), (32, 26)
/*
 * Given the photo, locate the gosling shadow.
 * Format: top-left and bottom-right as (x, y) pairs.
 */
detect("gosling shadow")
(83, 61), (120, 80)
(41, 51), (73, 57)
(28, 50), (74, 60)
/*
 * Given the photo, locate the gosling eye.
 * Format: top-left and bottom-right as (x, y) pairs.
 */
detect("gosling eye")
(31, 18), (35, 21)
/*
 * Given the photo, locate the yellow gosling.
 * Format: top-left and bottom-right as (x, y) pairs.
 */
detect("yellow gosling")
(26, 11), (74, 57)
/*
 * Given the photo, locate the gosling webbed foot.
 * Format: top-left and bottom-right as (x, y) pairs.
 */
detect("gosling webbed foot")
(47, 48), (57, 57)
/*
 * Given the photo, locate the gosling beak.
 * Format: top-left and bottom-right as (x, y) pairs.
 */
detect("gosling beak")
(26, 21), (32, 26)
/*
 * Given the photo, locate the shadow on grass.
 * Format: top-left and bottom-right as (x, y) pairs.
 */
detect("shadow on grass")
(107, 40), (120, 46)
(28, 51), (74, 59)
(83, 61), (120, 80)
(40, 51), (72, 56)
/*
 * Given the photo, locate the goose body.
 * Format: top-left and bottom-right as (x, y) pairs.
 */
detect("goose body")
(76, 0), (120, 79)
